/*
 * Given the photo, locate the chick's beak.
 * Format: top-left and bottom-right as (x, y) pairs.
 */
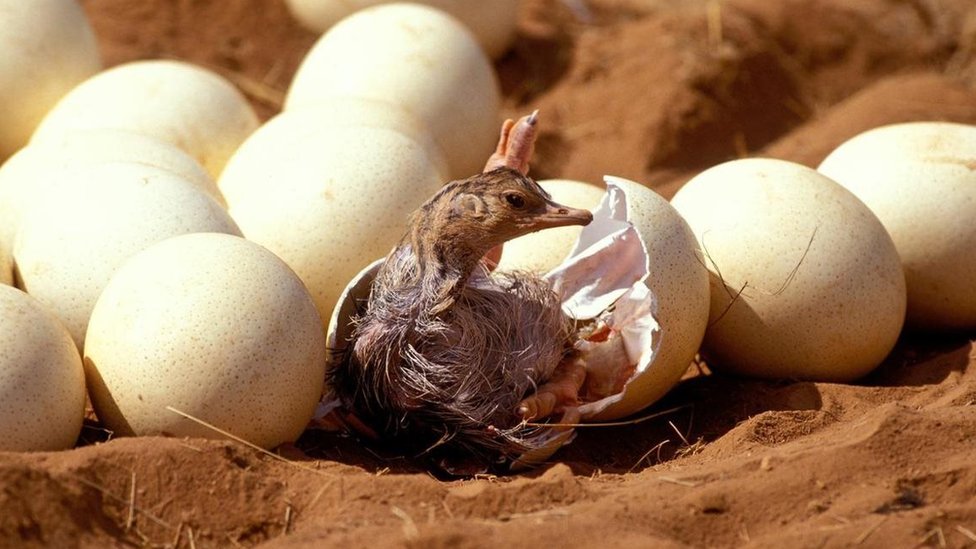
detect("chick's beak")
(531, 199), (594, 230)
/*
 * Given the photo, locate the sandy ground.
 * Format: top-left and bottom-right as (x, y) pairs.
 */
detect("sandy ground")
(2, 0), (976, 547)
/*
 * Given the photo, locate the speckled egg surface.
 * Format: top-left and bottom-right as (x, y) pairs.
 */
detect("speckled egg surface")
(671, 158), (906, 381)
(818, 122), (976, 331)
(218, 101), (447, 205)
(220, 123), (444, 327)
(14, 162), (240, 349)
(84, 233), (326, 450)
(31, 60), (259, 179)
(0, 129), (224, 258)
(27, 128), (224, 204)
(0, 285), (85, 451)
(496, 179), (607, 274)
(590, 177), (711, 420)
(285, 3), (500, 178)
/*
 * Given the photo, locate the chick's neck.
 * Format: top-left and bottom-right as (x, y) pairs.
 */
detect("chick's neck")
(397, 216), (498, 317)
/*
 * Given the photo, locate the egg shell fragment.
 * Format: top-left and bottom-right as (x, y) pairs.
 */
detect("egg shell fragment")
(31, 60), (259, 179)
(818, 122), (976, 331)
(219, 121), (444, 328)
(587, 177), (711, 421)
(284, 0), (519, 59)
(0, 0), (102, 159)
(670, 158), (907, 382)
(285, 3), (500, 178)
(0, 285), (86, 451)
(496, 179), (607, 273)
(84, 233), (327, 450)
(14, 162), (240, 349)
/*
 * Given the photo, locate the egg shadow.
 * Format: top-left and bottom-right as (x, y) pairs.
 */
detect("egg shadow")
(288, 358), (829, 478)
(860, 331), (971, 387)
(292, 429), (430, 476)
(554, 368), (825, 476)
(555, 328), (973, 477)
(79, 357), (137, 440)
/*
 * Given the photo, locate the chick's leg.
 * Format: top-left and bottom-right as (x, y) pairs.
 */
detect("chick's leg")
(517, 356), (586, 421)
(517, 323), (635, 422)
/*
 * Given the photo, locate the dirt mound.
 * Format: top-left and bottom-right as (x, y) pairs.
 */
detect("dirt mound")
(2, 0), (975, 546)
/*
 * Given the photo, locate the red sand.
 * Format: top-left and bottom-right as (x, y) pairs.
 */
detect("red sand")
(2, 0), (975, 546)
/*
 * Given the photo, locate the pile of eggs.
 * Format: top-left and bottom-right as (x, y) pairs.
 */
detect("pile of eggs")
(0, 0), (513, 452)
(668, 122), (976, 382)
(1, 0), (974, 457)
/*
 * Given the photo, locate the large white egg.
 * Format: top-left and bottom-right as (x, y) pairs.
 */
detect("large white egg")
(0, 0), (101, 159)
(284, 0), (519, 59)
(818, 122), (976, 331)
(285, 3), (500, 178)
(671, 158), (906, 381)
(0, 285), (85, 451)
(14, 162), (240, 349)
(589, 177), (711, 420)
(0, 129), (225, 259)
(84, 233), (326, 450)
(496, 179), (606, 273)
(26, 129), (222, 204)
(218, 100), (447, 205)
(31, 60), (259, 179)
(219, 120), (444, 326)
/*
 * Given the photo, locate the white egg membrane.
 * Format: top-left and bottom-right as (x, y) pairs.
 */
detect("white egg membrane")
(316, 177), (660, 462)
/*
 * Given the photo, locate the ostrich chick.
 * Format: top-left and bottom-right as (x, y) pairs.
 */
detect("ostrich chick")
(329, 160), (593, 471)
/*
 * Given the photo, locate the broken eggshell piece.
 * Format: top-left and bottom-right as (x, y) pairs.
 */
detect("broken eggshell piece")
(318, 178), (659, 468)
(547, 178), (661, 418)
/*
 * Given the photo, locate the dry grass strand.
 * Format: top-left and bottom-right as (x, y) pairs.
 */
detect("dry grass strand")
(165, 406), (330, 478)
(523, 404), (692, 428)
(855, 516), (887, 545)
(126, 471), (136, 532)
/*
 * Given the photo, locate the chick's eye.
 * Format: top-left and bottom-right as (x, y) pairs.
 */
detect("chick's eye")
(505, 193), (525, 209)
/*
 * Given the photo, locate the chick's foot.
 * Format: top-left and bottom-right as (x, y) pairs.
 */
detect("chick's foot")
(517, 356), (586, 421)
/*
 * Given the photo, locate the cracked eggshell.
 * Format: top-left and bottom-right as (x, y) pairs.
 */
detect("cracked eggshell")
(818, 122), (976, 331)
(219, 121), (444, 327)
(84, 233), (326, 450)
(496, 179), (607, 273)
(0, 0), (101, 159)
(14, 162), (240, 349)
(285, 3), (500, 178)
(671, 158), (906, 381)
(588, 177), (711, 421)
(31, 60), (260, 179)
(284, 0), (519, 59)
(0, 285), (85, 451)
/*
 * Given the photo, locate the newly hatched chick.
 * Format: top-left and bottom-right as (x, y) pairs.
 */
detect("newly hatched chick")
(329, 163), (593, 471)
